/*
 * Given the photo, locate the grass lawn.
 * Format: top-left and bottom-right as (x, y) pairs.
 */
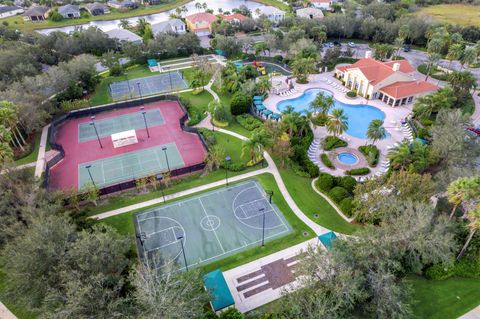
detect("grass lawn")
(3, 0), (192, 33)
(408, 275), (480, 318)
(100, 172), (315, 273)
(83, 131), (262, 216)
(416, 4), (480, 27)
(0, 269), (38, 319)
(14, 132), (41, 166)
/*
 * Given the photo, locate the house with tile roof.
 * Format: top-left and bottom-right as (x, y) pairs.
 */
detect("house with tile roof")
(185, 12), (217, 36)
(310, 0), (333, 10)
(151, 19), (186, 35)
(219, 13), (248, 24)
(296, 7), (324, 20)
(335, 51), (438, 107)
(252, 6), (285, 24)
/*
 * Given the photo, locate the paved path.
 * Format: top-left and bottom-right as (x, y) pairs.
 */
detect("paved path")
(459, 305), (480, 319)
(0, 302), (17, 319)
(472, 90), (480, 126)
(311, 178), (353, 222)
(34, 124), (50, 178)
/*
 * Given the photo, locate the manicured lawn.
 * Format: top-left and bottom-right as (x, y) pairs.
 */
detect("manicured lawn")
(275, 161), (359, 235)
(14, 132), (41, 166)
(224, 119), (255, 138)
(84, 131), (262, 216)
(3, 0), (192, 32)
(254, 0), (290, 11)
(416, 4), (480, 27)
(408, 275), (480, 319)
(101, 172), (315, 272)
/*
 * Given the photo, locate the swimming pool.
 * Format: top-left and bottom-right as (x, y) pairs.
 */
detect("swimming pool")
(338, 152), (359, 165)
(276, 88), (389, 139)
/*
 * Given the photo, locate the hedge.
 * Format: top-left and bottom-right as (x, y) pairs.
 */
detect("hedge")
(346, 167), (370, 175)
(321, 153), (334, 169)
(323, 136), (348, 151)
(425, 258), (480, 280)
(358, 145), (379, 167)
(198, 128), (216, 146)
(236, 114), (263, 131)
(339, 197), (354, 217)
(339, 176), (357, 193)
(230, 92), (251, 115)
(346, 91), (357, 98)
(315, 173), (357, 217)
(328, 186), (350, 203)
(316, 173), (334, 192)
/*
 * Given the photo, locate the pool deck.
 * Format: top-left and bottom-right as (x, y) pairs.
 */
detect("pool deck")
(263, 72), (414, 178)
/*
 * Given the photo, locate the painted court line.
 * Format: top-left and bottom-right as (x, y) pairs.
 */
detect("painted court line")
(198, 197), (226, 254)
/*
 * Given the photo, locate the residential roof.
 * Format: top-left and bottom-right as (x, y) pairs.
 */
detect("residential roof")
(0, 5), (22, 14)
(185, 12), (216, 24)
(336, 58), (415, 85)
(151, 18), (185, 34)
(219, 13), (248, 22)
(259, 5), (285, 15)
(203, 270), (234, 312)
(58, 4), (79, 15)
(24, 5), (49, 16)
(296, 7), (324, 18)
(85, 2), (107, 11)
(105, 28), (142, 42)
(379, 81), (438, 99)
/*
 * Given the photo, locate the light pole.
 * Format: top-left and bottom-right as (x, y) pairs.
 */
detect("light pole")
(90, 116), (103, 149)
(224, 155), (231, 186)
(140, 106), (150, 138)
(156, 174), (166, 203)
(137, 82), (142, 99)
(162, 146), (170, 172)
(260, 207), (266, 246)
(266, 190), (274, 204)
(85, 165), (96, 188)
(177, 235), (188, 272)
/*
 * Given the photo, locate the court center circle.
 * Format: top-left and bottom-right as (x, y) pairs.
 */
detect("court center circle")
(200, 215), (221, 231)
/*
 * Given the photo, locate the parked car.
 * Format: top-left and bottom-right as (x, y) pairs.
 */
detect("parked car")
(325, 42), (334, 48)
(333, 41), (341, 46)
(403, 45), (411, 52)
(347, 42), (356, 48)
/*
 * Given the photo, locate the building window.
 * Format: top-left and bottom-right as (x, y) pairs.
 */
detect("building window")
(407, 96), (413, 103)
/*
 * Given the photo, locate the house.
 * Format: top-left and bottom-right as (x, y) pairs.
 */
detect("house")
(58, 4), (80, 19)
(184, 12), (217, 36)
(310, 0), (333, 10)
(252, 6), (285, 24)
(107, 0), (137, 10)
(23, 6), (50, 21)
(219, 13), (248, 24)
(105, 28), (142, 44)
(296, 7), (324, 20)
(84, 2), (109, 16)
(335, 51), (438, 106)
(0, 5), (24, 19)
(151, 19), (186, 35)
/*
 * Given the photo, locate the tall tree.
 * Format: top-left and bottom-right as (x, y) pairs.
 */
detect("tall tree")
(447, 176), (480, 220)
(366, 119), (386, 145)
(309, 92), (335, 116)
(326, 108), (348, 137)
(457, 206), (480, 260)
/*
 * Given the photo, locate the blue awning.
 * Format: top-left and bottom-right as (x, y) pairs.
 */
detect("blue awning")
(253, 96), (263, 100)
(203, 270), (234, 312)
(318, 231), (337, 250)
(262, 109), (273, 117)
(147, 59), (157, 67)
(254, 100), (264, 106)
(271, 113), (282, 120)
(255, 104), (266, 111)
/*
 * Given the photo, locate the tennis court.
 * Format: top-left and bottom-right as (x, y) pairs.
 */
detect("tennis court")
(78, 143), (183, 189)
(134, 180), (292, 271)
(78, 109), (164, 142)
(109, 71), (188, 100)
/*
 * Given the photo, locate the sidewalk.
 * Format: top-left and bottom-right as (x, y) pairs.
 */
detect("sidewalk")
(0, 302), (16, 319)
(34, 124), (50, 178)
(459, 306), (480, 319)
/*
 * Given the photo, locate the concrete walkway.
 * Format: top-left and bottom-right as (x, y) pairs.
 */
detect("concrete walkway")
(34, 124), (50, 178)
(460, 306), (480, 319)
(311, 177), (353, 223)
(0, 302), (17, 319)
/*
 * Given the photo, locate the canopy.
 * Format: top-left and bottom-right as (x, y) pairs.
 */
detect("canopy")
(203, 270), (234, 312)
(147, 59), (157, 67)
(253, 95), (264, 100)
(271, 113), (282, 120)
(318, 231), (337, 250)
(255, 104), (266, 111)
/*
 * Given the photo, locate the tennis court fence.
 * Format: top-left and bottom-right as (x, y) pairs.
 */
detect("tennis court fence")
(44, 95), (208, 196)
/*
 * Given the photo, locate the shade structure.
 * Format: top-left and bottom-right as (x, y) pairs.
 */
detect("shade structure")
(203, 269), (234, 312)
(318, 231), (337, 250)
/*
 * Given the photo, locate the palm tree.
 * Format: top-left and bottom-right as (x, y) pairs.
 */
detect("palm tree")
(291, 56), (315, 84)
(205, 145), (225, 173)
(257, 76), (271, 94)
(394, 37), (404, 58)
(118, 19), (131, 29)
(310, 92), (335, 116)
(446, 43), (464, 70)
(195, 2), (202, 12)
(366, 119), (386, 145)
(425, 52), (441, 81)
(447, 176), (480, 220)
(460, 47), (476, 69)
(457, 206), (480, 260)
(388, 142), (412, 171)
(136, 18), (149, 36)
(0, 101), (23, 151)
(326, 108), (348, 137)
(241, 131), (269, 165)
(281, 112), (299, 138)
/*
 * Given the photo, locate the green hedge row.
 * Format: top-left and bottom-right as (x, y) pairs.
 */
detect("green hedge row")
(315, 173), (357, 217)
(358, 145), (379, 167)
(346, 167), (370, 175)
(323, 136), (348, 151)
(425, 258), (480, 280)
(321, 153), (334, 169)
(236, 114), (263, 131)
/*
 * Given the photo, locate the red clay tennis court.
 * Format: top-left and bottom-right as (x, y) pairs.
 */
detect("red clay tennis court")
(48, 100), (207, 191)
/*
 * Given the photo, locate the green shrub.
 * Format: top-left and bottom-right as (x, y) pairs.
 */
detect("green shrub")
(223, 162), (246, 171)
(323, 136), (347, 151)
(321, 153), (334, 168)
(291, 162), (311, 178)
(417, 64), (448, 81)
(339, 197), (354, 217)
(316, 173), (334, 192)
(358, 145), (379, 167)
(236, 114), (262, 131)
(230, 91), (250, 115)
(425, 264), (455, 280)
(417, 127), (430, 139)
(339, 176), (356, 193)
(346, 91), (357, 98)
(219, 308), (244, 319)
(329, 186), (349, 203)
(346, 167), (370, 175)
(311, 113), (328, 126)
(109, 64), (123, 76)
(49, 11), (63, 22)
(198, 128), (216, 146)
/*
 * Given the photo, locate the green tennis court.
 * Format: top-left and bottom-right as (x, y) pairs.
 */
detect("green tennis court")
(78, 109), (164, 143)
(134, 180), (292, 271)
(78, 143), (183, 189)
(109, 71), (188, 100)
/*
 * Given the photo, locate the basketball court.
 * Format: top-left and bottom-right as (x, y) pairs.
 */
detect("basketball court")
(109, 71), (188, 100)
(134, 180), (292, 271)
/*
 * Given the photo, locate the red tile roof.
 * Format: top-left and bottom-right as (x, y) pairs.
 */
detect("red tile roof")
(335, 58), (415, 85)
(185, 12), (217, 24)
(219, 13), (248, 22)
(379, 81), (437, 99)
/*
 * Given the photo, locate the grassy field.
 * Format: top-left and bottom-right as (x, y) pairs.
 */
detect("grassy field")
(416, 4), (480, 27)
(0, 269), (38, 319)
(14, 132), (41, 166)
(408, 275), (480, 318)
(101, 172), (315, 273)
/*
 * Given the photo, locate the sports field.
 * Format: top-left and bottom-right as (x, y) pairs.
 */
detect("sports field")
(417, 4), (480, 27)
(109, 71), (188, 100)
(134, 180), (292, 271)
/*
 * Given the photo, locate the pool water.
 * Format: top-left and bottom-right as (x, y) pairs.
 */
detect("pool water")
(276, 88), (389, 139)
(338, 152), (358, 165)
